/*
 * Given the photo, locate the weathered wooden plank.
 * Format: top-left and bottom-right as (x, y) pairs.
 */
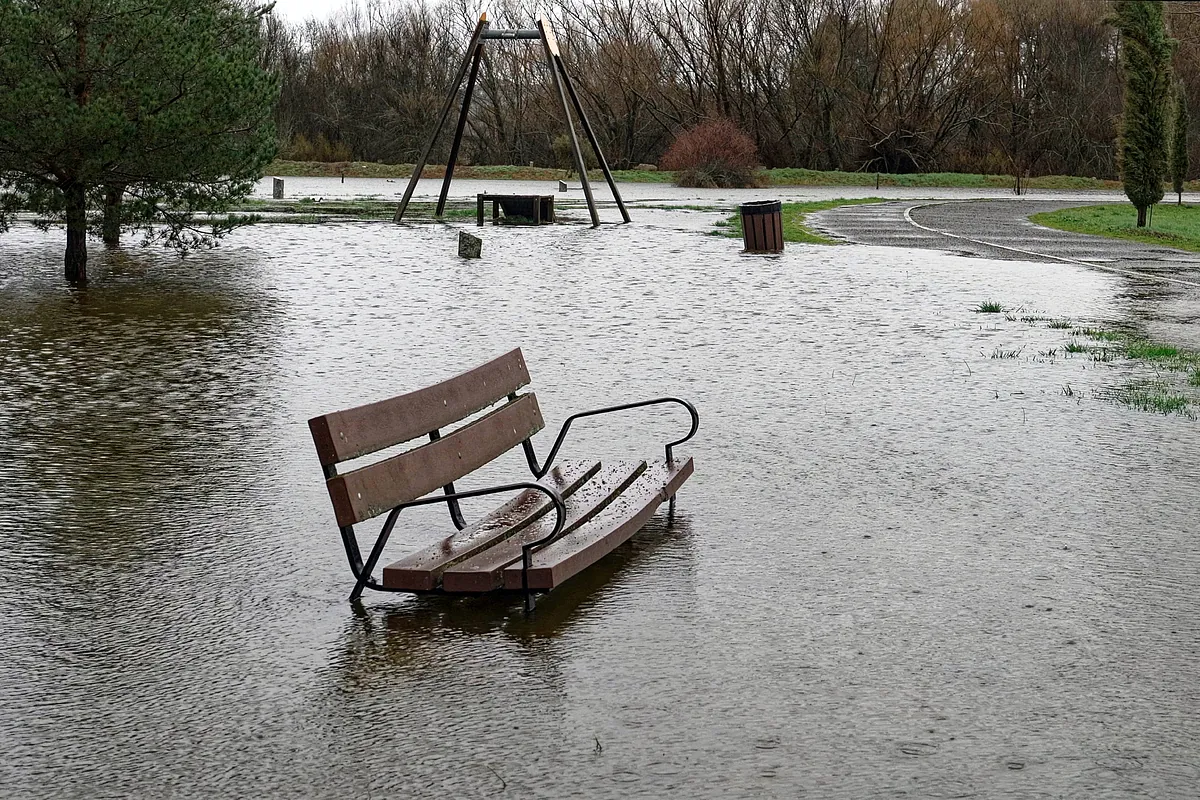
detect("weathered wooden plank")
(325, 394), (544, 527)
(501, 457), (693, 591)
(380, 459), (600, 591)
(308, 348), (530, 466)
(440, 460), (647, 593)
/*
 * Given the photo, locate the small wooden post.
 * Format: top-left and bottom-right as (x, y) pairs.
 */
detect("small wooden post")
(458, 231), (482, 258)
(272, 177), (284, 199)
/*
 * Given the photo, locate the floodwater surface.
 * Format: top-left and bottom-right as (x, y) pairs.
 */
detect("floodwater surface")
(0, 200), (1197, 798)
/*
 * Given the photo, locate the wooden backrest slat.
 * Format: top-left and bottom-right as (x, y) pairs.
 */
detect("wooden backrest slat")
(325, 393), (544, 526)
(308, 348), (530, 467)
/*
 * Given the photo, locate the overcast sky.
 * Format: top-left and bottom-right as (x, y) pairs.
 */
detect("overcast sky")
(269, 0), (349, 23)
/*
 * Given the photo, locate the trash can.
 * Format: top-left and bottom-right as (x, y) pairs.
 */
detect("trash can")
(740, 199), (783, 253)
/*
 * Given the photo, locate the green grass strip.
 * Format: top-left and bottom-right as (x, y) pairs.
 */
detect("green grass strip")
(266, 160), (1141, 190)
(1031, 203), (1200, 253)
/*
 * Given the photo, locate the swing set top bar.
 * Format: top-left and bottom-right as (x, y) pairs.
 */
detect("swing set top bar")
(481, 29), (541, 39)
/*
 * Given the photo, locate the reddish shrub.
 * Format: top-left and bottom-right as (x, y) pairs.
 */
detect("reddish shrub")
(660, 119), (762, 188)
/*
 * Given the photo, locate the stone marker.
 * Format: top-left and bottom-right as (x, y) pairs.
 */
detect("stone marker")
(272, 177), (284, 199)
(458, 231), (482, 259)
(558, 180), (568, 192)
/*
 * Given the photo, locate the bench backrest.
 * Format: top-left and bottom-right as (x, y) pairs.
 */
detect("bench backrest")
(308, 348), (544, 527)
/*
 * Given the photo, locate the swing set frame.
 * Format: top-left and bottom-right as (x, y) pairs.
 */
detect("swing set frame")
(393, 13), (630, 228)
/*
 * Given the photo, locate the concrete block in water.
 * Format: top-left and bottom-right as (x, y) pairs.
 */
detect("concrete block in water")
(458, 231), (482, 259)
(558, 180), (568, 192)
(272, 177), (284, 199)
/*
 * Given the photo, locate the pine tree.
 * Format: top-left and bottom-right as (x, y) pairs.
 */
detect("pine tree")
(1111, 0), (1175, 227)
(1171, 86), (1190, 205)
(0, 0), (279, 283)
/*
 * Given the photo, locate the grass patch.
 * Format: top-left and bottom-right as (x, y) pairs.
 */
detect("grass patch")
(1064, 341), (1088, 353)
(1190, 369), (1200, 386)
(1031, 203), (1200, 253)
(1071, 326), (1200, 371)
(1109, 382), (1195, 418)
(719, 198), (884, 245)
(974, 300), (1004, 313)
(1047, 319), (1073, 329)
(1074, 327), (1124, 342)
(1125, 341), (1180, 360)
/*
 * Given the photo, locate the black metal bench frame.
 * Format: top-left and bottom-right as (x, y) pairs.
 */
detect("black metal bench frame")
(309, 349), (697, 612)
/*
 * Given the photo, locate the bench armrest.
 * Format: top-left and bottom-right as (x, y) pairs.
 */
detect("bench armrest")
(351, 480), (566, 605)
(526, 396), (699, 479)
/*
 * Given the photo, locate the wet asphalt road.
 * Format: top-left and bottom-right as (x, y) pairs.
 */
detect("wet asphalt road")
(811, 198), (1200, 348)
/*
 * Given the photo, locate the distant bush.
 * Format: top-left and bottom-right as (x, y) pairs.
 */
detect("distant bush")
(282, 133), (353, 162)
(551, 134), (598, 174)
(661, 119), (762, 188)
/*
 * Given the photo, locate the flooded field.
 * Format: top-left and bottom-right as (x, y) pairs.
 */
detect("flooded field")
(1, 191), (1197, 798)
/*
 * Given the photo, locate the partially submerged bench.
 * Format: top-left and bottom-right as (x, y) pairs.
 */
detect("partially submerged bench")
(476, 193), (555, 225)
(308, 349), (697, 611)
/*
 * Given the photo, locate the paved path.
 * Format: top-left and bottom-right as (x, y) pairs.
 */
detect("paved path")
(810, 198), (1200, 346)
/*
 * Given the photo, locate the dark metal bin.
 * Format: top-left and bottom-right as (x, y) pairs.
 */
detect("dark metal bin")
(740, 199), (783, 253)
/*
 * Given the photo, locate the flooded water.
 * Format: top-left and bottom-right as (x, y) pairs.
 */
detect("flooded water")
(1, 192), (1198, 798)
(251, 173), (1137, 207)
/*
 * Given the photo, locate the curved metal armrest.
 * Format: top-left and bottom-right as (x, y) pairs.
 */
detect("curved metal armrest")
(529, 396), (699, 478)
(398, 481), (566, 517)
(350, 481), (566, 603)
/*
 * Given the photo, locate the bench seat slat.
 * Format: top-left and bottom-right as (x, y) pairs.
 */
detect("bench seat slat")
(501, 457), (693, 591)
(309, 348), (530, 466)
(325, 393), (544, 527)
(380, 459), (601, 591)
(440, 460), (648, 593)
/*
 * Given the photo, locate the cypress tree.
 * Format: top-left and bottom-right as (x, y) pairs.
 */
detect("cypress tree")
(1171, 86), (1190, 206)
(1111, 1), (1176, 227)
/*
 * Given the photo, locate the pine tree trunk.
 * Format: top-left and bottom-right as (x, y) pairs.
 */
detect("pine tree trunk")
(102, 184), (124, 245)
(64, 182), (88, 284)
(1137, 205), (1148, 227)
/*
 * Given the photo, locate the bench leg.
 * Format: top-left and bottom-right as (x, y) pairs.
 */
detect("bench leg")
(349, 507), (401, 602)
(522, 549), (537, 613)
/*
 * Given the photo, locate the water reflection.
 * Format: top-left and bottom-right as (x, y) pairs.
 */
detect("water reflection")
(0, 239), (285, 591)
(334, 515), (696, 683)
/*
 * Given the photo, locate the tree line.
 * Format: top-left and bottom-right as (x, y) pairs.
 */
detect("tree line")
(264, 0), (1200, 178)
